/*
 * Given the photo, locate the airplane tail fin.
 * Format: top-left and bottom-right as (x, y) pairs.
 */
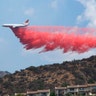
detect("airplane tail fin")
(24, 19), (29, 25)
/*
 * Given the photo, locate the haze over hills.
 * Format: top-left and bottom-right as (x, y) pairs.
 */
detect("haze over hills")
(0, 71), (10, 78)
(0, 55), (96, 94)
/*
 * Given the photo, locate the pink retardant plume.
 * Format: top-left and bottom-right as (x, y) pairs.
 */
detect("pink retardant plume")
(10, 26), (96, 53)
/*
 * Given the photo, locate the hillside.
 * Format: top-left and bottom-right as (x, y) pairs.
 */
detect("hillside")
(0, 55), (96, 94)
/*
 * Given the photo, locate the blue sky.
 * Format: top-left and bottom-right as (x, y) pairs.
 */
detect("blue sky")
(0, 0), (96, 73)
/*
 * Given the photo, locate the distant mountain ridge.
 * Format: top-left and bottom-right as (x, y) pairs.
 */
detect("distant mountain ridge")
(0, 71), (10, 78)
(0, 55), (96, 95)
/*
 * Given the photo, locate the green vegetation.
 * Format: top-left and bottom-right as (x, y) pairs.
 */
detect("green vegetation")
(61, 82), (69, 87)
(50, 91), (56, 96)
(28, 78), (45, 90)
(15, 94), (25, 96)
(88, 78), (95, 84)
(65, 93), (74, 96)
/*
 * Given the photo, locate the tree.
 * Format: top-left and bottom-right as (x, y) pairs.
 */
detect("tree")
(65, 93), (73, 96)
(88, 79), (95, 84)
(15, 93), (25, 96)
(61, 82), (69, 87)
(50, 91), (56, 96)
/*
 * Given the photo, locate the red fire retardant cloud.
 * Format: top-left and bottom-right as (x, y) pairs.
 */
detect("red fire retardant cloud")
(10, 26), (96, 53)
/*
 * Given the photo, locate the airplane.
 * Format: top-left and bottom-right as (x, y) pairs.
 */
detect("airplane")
(2, 19), (29, 28)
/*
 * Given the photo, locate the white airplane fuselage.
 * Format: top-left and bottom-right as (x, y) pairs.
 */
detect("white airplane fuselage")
(2, 19), (29, 28)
